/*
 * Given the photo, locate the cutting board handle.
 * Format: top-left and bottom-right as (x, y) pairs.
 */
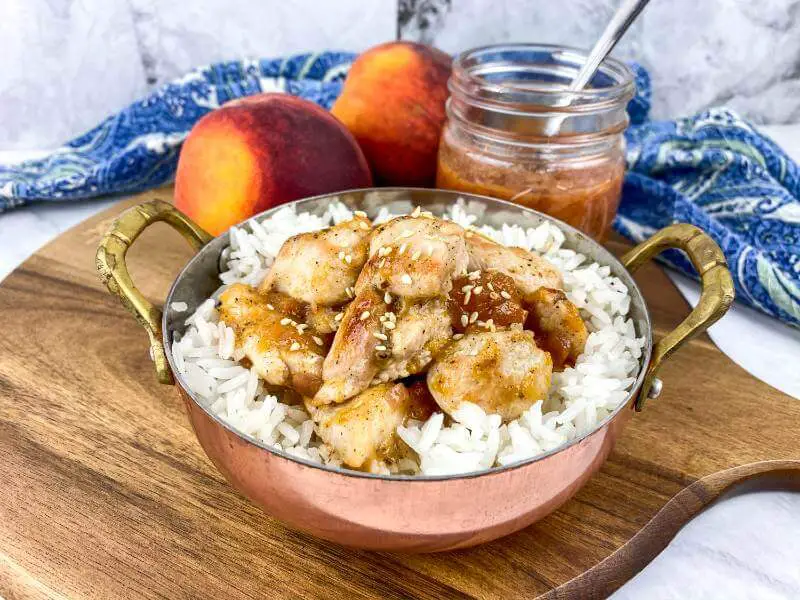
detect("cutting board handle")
(621, 224), (735, 410)
(95, 200), (212, 384)
(549, 459), (800, 600)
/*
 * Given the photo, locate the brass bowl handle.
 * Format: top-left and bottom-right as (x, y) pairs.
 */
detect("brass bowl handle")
(621, 224), (735, 411)
(95, 200), (213, 384)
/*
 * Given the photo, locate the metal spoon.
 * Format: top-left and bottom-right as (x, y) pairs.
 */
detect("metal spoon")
(544, 0), (651, 136)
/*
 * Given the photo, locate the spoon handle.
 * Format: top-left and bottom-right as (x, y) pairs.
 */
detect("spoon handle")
(543, 0), (650, 136)
(569, 0), (651, 91)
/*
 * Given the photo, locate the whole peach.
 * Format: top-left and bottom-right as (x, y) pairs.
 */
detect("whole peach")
(175, 94), (372, 235)
(331, 42), (451, 187)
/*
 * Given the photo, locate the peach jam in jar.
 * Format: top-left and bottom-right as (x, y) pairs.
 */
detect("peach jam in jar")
(437, 44), (636, 241)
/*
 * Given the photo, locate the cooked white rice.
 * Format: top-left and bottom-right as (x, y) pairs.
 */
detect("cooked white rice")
(171, 199), (645, 476)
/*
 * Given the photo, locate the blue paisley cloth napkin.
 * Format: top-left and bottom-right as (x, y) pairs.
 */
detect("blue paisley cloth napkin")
(0, 52), (798, 328)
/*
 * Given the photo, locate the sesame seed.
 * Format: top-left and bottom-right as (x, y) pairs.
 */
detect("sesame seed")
(468, 270), (481, 280)
(386, 311), (396, 321)
(473, 286), (483, 295)
(373, 332), (388, 341)
(411, 250), (421, 260)
(426, 245), (434, 256)
(500, 290), (512, 300)
(384, 292), (392, 304)
(266, 303), (275, 310)
(469, 311), (479, 323)
(280, 318), (292, 326)
(461, 284), (474, 293)
(378, 258), (386, 268)
(401, 274), (412, 285)
(375, 344), (388, 352)
(346, 287), (355, 298)
(464, 290), (472, 305)
(354, 210), (367, 218)
(296, 324), (308, 333)
(411, 206), (421, 217)
(359, 221), (370, 230)
(477, 320), (486, 327)
(313, 336), (324, 346)
(460, 314), (469, 327)
(360, 311), (371, 321)
(487, 282), (495, 292)
(453, 333), (464, 340)
(398, 243), (408, 255)
(345, 254), (352, 264)
(334, 312), (344, 321)
(384, 321), (396, 329)
(338, 251), (345, 260)
(289, 342), (301, 351)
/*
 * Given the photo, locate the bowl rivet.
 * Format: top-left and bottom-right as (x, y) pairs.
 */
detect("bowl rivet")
(648, 378), (663, 399)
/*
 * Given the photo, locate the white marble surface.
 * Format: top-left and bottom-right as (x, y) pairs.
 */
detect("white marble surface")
(0, 0), (148, 150)
(4, 1), (800, 150)
(0, 0), (397, 150)
(127, 0), (397, 85)
(400, 0), (800, 123)
(615, 487), (800, 600)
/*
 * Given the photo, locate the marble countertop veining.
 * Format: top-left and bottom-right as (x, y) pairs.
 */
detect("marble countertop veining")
(5, 0), (800, 152)
(1, 125), (799, 599)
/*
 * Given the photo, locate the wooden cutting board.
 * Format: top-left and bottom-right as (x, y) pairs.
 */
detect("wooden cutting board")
(1, 187), (798, 600)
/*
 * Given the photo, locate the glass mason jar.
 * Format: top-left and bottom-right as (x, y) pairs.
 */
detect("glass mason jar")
(436, 44), (636, 241)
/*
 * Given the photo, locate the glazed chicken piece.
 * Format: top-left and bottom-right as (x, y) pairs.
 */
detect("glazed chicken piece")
(260, 214), (372, 307)
(526, 287), (588, 370)
(304, 305), (343, 335)
(218, 283), (329, 397)
(427, 329), (553, 422)
(313, 293), (452, 405)
(313, 289), (388, 405)
(448, 270), (528, 333)
(466, 234), (562, 303)
(449, 267), (587, 368)
(373, 296), (452, 383)
(404, 378), (441, 420)
(315, 214), (467, 405)
(465, 235), (587, 367)
(306, 382), (436, 472)
(355, 215), (469, 299)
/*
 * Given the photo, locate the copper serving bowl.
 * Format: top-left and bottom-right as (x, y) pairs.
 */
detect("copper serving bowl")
(96, 188), (734, 552)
